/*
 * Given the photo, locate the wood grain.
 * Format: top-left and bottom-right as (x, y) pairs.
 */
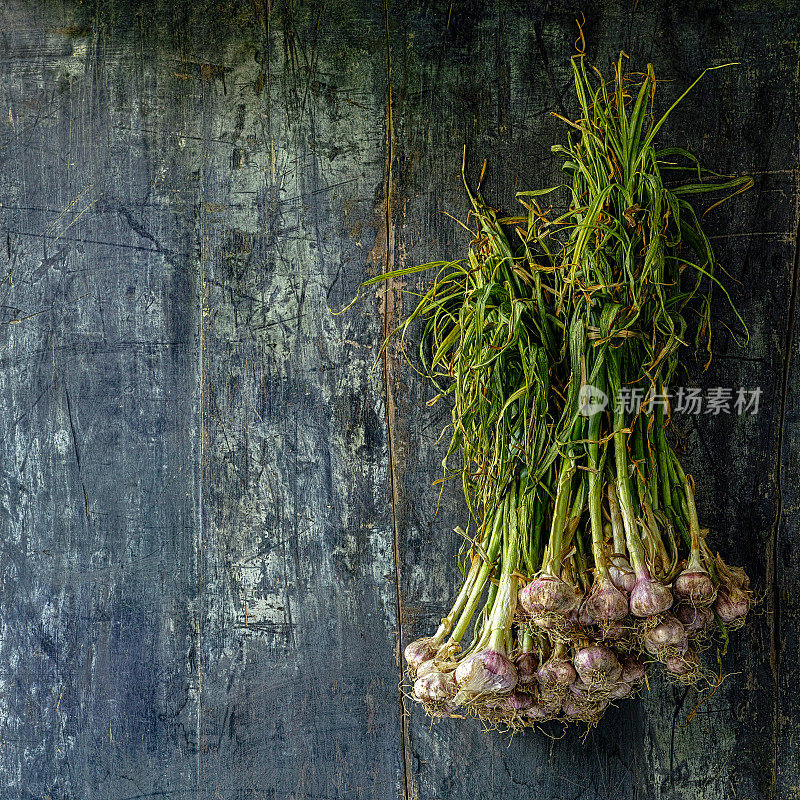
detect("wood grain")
(0, 1), (797, 798)
(385, 3), (797, 799)
(0, 2), (202, 797)
(193, 2), (407, 798)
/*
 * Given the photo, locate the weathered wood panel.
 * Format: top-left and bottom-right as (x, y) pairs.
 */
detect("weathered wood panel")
(385, 2), (797, 799)
(0, 2), (202, 797)
(193, 3), (407, 798)
(0, 1), (797, 799)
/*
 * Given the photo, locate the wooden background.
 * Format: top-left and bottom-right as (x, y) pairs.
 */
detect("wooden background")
(0, 1), (797, 798)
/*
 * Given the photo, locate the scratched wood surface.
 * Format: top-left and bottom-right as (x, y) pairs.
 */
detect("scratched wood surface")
(0, 1), (797, 799)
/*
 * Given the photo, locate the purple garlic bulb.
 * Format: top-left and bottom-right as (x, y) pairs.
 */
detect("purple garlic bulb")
(502, 691), (535, 713)
(665, 650), (699, 677)
(518, 573), (581, 615)
(413, 671), (456, 702)
(561, 696), (586, 720)
(603, 621), (628, 640)
(514, 652), (539, 687)
(620, 656), (645, 684)
(715, 588), (749, 624)
(608, 680), (636, 700)
(578, 597), (597, 627)
(454, 650), (517, 696)
(643, 614), (688, 656)
(536, 657), (577, 690)
(629, 574), (674, 618)
(573, 644), (623, 687)
(675, 604), (714, 633)
(585, 577), (629, 623)
(404, 637), (438, 671)
(673, 552), (715, 605)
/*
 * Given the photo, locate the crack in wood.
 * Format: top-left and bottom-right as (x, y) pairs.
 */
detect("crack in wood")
(380, 3), (414, 799)
(770, 166), (800, 800)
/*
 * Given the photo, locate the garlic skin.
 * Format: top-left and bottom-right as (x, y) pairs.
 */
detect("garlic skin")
(609, 555), (637, 594)
(629, 575), (673, 618)
(673, 552), (715, 605)
(454, 650), (517, 696)
(416, 659), (438, 678)
(413, 671), (456, 702)
(518, 573), (581, 615)
(404, 637), (438, 671)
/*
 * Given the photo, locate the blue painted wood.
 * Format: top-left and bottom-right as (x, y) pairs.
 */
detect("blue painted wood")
(192, 3), (407, 799)
(0, 2), (202, 797)
(0, 1), (796, 798)
(383, 3), (795, 799)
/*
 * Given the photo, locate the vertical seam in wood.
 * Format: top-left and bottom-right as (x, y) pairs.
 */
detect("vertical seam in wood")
(770, 176), (800, 800)
(197, 125), (206, 800)
(382, 4), (413, 799)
